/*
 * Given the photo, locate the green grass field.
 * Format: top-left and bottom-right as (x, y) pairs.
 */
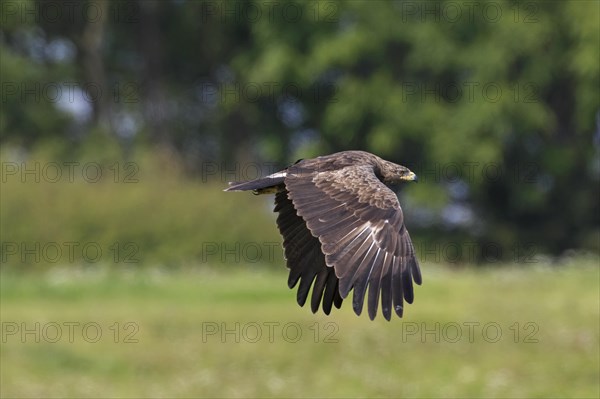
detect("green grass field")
(1, 260), (598, 398)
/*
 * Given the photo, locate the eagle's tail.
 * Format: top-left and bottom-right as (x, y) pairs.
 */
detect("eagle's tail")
(224, 172), (286, 194)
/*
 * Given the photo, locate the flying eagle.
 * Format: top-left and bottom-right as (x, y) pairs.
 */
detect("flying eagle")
(225, 151), (421, 320)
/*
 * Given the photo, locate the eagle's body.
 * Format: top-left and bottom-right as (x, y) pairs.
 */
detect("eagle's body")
(225, 151), (420, 320)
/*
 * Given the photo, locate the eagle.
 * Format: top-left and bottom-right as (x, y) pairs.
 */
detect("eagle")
(225, 150), (421, 320)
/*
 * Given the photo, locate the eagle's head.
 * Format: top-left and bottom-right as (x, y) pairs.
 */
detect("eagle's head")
(379, 160), (418, 185)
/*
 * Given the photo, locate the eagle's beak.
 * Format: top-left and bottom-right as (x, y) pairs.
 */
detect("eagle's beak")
(403, 171), (418, 182)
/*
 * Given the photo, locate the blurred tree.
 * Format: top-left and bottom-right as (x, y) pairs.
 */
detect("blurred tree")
(0, 0), (598, 260)
(226, 0), (600, 258)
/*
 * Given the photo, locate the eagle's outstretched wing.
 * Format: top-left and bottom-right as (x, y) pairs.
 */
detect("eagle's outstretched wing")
(284, 163), (421, 320)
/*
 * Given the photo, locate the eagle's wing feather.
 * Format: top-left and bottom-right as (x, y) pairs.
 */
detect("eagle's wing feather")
(274, 190), (342, 314)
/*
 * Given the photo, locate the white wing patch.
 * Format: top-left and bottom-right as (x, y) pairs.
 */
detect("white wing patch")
(267, 171), (287, 179)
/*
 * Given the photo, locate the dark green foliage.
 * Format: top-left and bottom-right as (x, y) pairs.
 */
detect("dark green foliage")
(1, 0), (598, 261)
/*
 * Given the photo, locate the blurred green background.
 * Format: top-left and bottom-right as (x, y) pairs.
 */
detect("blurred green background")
(1, 0), (599, 398)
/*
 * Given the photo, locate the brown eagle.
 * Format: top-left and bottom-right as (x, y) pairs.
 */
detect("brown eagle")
(225, 151), (421, 320)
